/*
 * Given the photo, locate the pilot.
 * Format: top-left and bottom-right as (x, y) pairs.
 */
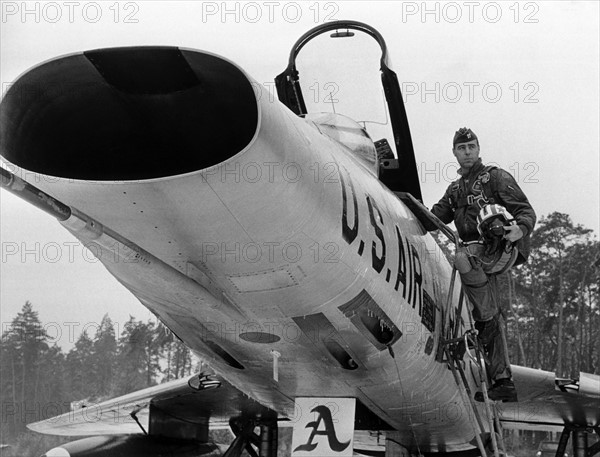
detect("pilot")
(430, 127), (536, 402)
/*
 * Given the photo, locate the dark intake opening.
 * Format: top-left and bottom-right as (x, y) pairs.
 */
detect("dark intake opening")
(0, 47), (258, 181)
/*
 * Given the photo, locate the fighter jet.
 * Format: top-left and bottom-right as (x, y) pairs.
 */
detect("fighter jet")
(1, 20), (598, 457)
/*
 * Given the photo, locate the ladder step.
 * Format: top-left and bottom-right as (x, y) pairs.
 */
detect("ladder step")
(442, 336), (467, 345)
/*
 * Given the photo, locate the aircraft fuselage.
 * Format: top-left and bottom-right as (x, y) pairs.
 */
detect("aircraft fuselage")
(1, 47), (481, 451)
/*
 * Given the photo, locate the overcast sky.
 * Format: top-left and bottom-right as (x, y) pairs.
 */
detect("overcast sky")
(1, 1), (598, 349)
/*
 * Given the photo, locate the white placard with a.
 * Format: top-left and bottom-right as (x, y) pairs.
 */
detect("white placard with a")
(291, 397), (356, 457)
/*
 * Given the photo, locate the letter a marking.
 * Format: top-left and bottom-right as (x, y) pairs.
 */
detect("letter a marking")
(293, 405), (351, 453)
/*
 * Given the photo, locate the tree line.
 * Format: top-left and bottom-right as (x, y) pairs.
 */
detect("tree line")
(0, 306), (196, 453)
(497, 211), (599, 448)
(505, 212), (599, 377)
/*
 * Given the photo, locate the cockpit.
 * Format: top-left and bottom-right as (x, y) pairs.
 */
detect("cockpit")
(304, 112), (377, 175)
(275, 20), (422, 201)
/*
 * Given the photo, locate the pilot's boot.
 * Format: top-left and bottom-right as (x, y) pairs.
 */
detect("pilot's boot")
(475, 378), (518, 402)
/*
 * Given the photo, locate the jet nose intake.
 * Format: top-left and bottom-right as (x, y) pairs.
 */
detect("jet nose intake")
(0, 47), (259, 181)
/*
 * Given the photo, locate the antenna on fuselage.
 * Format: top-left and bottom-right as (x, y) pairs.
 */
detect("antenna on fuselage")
(327, 89), (337, 113)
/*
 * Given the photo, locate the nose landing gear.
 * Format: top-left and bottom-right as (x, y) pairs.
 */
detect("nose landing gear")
(223, 417), (279, 457)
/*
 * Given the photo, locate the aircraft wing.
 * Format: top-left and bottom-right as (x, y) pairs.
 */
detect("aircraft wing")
(28, 364), (599, 437)
(27, 372), (279, 436)
(499, 366), (600, 432)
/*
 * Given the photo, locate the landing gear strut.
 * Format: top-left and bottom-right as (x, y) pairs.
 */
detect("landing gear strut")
(555, 426), (600, 457)
(223, 417), (278, 457)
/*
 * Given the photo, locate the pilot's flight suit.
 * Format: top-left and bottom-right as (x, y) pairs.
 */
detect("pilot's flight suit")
(431, 159), (536, 382)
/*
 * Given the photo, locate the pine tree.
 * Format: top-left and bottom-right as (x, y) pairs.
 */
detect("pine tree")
(64, 330), (95, 401)
(154, 321), (193, 381)
(113, 317), (162, 395)
(529, 213), (592, 376)
(0, 302), (65, 441)
(90, 314), (117, 398)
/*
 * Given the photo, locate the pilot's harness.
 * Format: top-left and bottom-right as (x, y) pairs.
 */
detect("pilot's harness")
(448, 165), (497, 211)
(449, 166), (517, 275)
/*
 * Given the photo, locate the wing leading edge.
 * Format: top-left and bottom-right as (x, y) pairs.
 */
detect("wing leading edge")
(28, 372), (278, 437)
(500, 366), (600, 432)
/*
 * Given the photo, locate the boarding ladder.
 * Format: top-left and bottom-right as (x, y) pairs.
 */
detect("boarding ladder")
(396, 192), (509, 457)
(440, 265), (509, 457)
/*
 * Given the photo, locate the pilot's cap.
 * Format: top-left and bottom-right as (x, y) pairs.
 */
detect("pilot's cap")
(453, 127), (478, 145)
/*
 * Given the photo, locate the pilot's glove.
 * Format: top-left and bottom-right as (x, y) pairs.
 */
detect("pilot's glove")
(503, 225), (524, 242)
